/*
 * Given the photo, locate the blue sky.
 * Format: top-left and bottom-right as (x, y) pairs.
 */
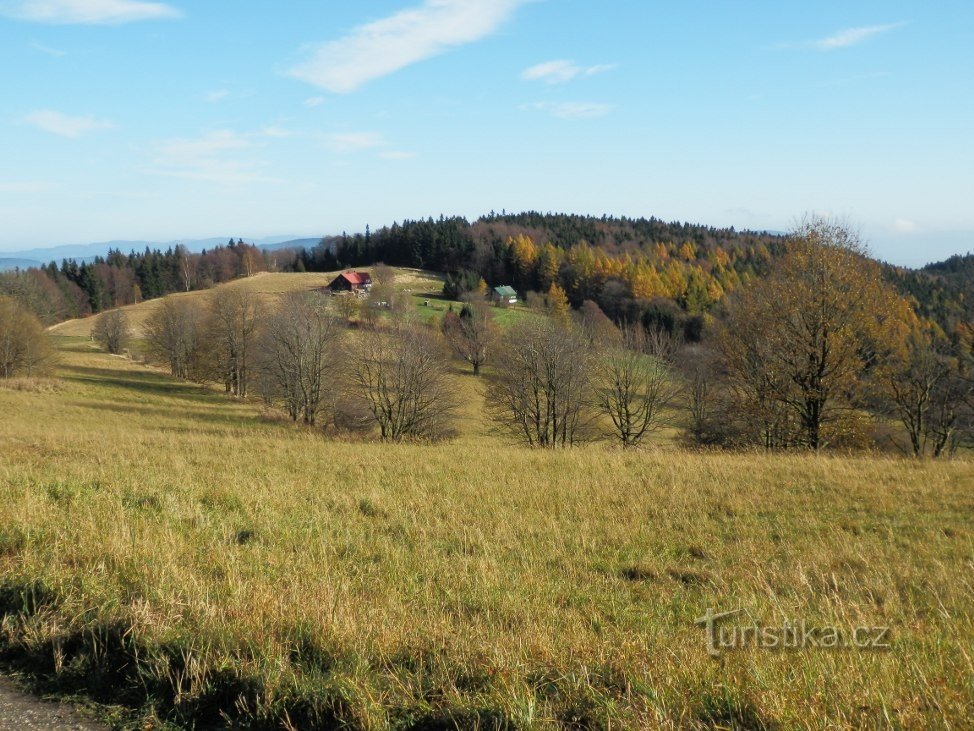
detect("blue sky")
(0, 0), (972, 265)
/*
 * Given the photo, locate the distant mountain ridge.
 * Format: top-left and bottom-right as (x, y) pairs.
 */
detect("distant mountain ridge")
(0, 257), (42, 271)
(0, 236), (321, 270)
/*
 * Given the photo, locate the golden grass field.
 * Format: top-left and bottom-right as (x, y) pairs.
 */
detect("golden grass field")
(2, 285), (973, 728)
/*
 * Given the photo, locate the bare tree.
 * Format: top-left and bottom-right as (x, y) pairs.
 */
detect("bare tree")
(577, 299), (620, 349)
(208, 288), (263, 397)
(486, 319), (592, 447)
(343, 320), (457, 441)
(441, 297), (498, 375)
(257, 292), (341, 425)
(371, 263), (395, 287)
(144, 297), (205, 379)
(0, 296), (53, 378)
(93, 309), (130, 355)
(594, 326), (681, 448)
(176, 244), (195, 292)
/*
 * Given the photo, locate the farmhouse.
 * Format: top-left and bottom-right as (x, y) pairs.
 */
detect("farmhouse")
(326, 271), (373, 294)
(491, 285), (518, 305)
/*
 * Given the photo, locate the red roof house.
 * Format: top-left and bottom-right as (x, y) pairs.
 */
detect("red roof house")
(326, 271), (373, 293)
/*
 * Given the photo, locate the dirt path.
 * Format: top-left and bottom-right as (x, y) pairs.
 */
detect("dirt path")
(0, 677), (106, 730)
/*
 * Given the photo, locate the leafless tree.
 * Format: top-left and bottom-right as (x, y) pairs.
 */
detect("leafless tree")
(594, 326), (681, 448)
(343, 319), (457, 441)
(208, 288), (263, 397)
(257, 292), (341, 425)
(577, 299), (620, 349)
(486, 319), (593, 447)
(93, 309), (130, 355)
(176, 244), (195, 292)
(0, 296), (53, 378)
(371, 263), (395, 287)
(441, 297), (498, 375)
(143, 297), (205, 379)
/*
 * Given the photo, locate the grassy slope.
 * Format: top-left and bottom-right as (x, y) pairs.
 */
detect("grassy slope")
(0, 335), (972, 729)
(48, 268), (539, 340)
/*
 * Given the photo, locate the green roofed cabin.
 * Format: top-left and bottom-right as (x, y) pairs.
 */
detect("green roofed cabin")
(491, 285), (518, 305)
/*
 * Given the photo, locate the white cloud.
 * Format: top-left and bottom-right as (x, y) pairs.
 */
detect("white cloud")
(148, 130), (279, 184)
(521, 59), (615, 84)
(289, 0), (527, 93)
(811, 22), (904, 50)
(303, 96), (325, 108)
(2, 0), (181, 24)
(894, 218), (919, 234)
(523, 101), (613, 119)
(326, 132), (386, 153)
(260, 125), (293, 138)
(379, 150), (416, 160)
(23, 109), (114, 137)
(30, 41), (66, 56)
(203, 88), (230, 103)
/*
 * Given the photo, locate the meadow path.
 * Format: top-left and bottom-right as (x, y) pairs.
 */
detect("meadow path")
(0, 676), (106, 730)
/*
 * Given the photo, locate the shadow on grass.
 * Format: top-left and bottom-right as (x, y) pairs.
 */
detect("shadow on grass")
(62, 364), (223, 406)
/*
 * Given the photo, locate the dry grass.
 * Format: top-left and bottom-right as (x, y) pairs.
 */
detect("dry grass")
(0, 338), (972, 728)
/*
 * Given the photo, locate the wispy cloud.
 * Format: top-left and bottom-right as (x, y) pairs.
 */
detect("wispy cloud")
(894, 218), (919, 234)
(203, 88), (230, 103)
(289, 0), (527, 93)
(521, 59), (615, 84)
(303, 96), (325, 108)
(326, 132), (387, 153)
(814, 23), (904, 50)
(260, 125), (294, 138)
(30, 41), (66, 56)
(779, 22), (905, 51)
(2, 0), (181, 24)
(523, 101), (613, 119)
(379, 150), (416, 160)
(148, 129), (279, 184)
(22, 109), (114, 137)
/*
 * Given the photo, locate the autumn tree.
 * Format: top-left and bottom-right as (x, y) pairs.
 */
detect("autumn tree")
(257, 292), (341, 425)
(143, 297), (205, 379)
(545, 282), (571, 324)
(441, 297), (498, 375)
(343, 319), (457, 441)
(719, 218), (913, 450)
(0, 296), (53, 378)
(208, 288), (263, 397)
(594, 326), (682, 448)
(577, 300), (620, 348)
(884, 327), (974, 457)
(93, 309), (130, 355)
(487, 319), (592, 447)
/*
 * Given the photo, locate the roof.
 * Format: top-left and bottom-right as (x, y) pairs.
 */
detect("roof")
(334, 271), (372, 286)
(493, 285), (517, 297)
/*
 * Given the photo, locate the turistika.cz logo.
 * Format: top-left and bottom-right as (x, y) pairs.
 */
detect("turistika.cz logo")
(695, 608), (891, 657)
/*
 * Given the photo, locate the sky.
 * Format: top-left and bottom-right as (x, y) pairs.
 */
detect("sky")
(0, 0), (972, 266)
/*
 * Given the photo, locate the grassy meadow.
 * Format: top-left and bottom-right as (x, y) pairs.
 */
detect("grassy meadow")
(0, 320), (972, 727)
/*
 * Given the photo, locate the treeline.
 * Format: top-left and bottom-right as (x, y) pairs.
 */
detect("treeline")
(0, 239), (272, 325)
(288, 213), (784, 341)
(886, 253), (974, 345)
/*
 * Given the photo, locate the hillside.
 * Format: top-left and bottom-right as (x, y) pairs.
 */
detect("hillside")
(886, 253), (974, 335)
(0, 335), (971, 727)
(48, 268), (448, 338)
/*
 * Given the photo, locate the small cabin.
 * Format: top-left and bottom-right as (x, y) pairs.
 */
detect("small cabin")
(491, 285), (518, 305)
(326, 271), (373, 294)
